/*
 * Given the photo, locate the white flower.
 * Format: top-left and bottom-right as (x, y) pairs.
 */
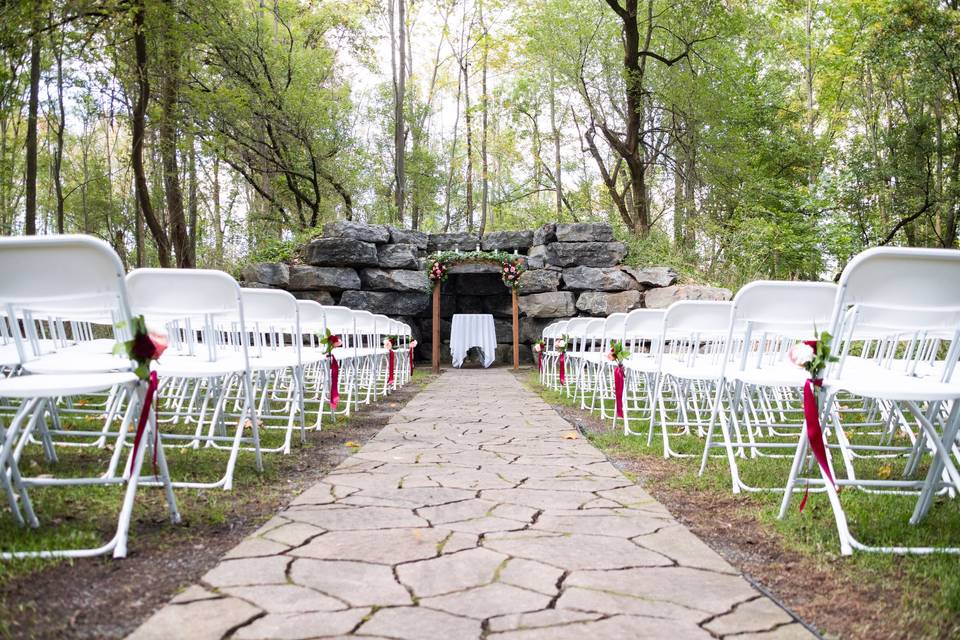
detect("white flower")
(788, 342), (815, 367)
(555, 339), (566, 349)
(384, 339), (393, 349)
(409, 340), (418, 349)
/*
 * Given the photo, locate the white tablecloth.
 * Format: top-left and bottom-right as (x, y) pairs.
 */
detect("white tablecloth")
(450, 314), (497, 368)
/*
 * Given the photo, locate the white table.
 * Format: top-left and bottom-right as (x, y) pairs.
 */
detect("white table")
(450, 314), (497, 368)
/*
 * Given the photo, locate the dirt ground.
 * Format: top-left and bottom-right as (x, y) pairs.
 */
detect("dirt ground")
(0, 375), (435, 640)
(535, 376), (951, 640)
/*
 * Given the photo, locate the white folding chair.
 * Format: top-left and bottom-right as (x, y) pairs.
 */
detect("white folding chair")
(126, 268), (261, 491)
(779, 248), (960, 555)
(0, 235), (179, 559)
(699, 281), (837, 493)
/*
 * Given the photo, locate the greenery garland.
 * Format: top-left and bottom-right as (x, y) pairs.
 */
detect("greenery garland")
(425, 250), (526, 291)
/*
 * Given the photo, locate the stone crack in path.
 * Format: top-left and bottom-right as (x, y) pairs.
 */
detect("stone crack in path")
(129, 369), (815, 640)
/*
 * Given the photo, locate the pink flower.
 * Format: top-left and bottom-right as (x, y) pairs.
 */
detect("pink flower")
(607, 349), (617, 362)
(330, 335), (342, 348)
(533, 343), (542, 353)
(384, 339), (393, 349)
(555, 339), (566, 350)
(409, 340), (418, 349)
(788, 342), (815, 367)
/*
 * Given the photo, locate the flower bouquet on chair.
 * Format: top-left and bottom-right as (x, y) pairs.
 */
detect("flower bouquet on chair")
(788, 331), (840, 511)
(533, 339), (546, 373)
(383, 335), (400, 385)
(607, 340), (630, 418)
(555, 335), (569, 386)
(114, 315), (168, 474)
(320, 329), (343, 410)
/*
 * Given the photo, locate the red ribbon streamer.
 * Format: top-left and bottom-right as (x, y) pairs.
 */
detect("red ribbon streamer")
(559, 353), (566, 385)
(538, 350), (543, 373)
(128, 370), (158, 476)
(799, 377), (837, 512)
(329, 354), (340, 411)
(388, 350), (395, 385)
(409, 347), (415, 374)
(614, 364), (625, 418)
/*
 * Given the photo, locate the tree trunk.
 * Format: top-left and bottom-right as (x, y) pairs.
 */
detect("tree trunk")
(464, 60), (474, 232)
(132, 0), (172, 267)
(159, 1), (192, 267)
(188, 134), (198, 264)
(478, 0), (489, 238)
(212, 156), (224, 267)
(391, 0), (407, 223)
(549, 70), (562, 217)
(24, 3), (41, 236)
(52, 21), (66, 234)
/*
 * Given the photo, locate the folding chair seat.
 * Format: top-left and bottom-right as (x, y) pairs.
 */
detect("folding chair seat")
(0, 235), (179, 559)
(777, 248), (960, 555)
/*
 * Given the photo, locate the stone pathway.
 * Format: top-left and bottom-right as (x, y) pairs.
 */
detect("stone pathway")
(130, 369), (814, 640)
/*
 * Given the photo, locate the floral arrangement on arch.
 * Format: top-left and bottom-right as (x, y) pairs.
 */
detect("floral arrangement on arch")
(424, 250), (526, 291)
(554, 334), (570, 353)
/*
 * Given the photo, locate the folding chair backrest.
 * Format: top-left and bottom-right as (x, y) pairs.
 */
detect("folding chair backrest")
(0, 235), (134, 363)
(240, 289), (300, 356)
(663, 301), (732, 334)
(583, 319), (605, 350)
(127, 268), (246, 361)
(832, 248), (960, 378)
(127, 269), (241, 318)
(297, 301), (327, 335)
(662, 301), (733, 363)
(834, 247), (960, 317)
(603, 313), (627, 348)
(733, 281), (836, 338)
(622, 309), (664, 354)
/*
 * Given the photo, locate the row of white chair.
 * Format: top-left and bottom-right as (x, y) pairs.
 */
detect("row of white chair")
(0, 235), (416, 559)
(539, 247), (960, 556)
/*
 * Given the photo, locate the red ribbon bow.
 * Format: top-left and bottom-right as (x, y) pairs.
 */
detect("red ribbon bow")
(799, 376), (838, 512)
(128, 370), (159, 477)
(329, 354), (340, 411)
(614, 364), (625, 418)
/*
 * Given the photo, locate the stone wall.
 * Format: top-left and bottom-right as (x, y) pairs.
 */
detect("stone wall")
(241, 221), (732, 364)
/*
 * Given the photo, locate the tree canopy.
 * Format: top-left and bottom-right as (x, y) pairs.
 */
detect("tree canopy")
(0, 0), (957, 286)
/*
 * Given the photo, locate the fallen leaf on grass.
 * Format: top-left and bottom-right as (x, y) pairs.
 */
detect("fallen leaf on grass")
(877, 464), (893, 479)
(344, 441), (360, 448)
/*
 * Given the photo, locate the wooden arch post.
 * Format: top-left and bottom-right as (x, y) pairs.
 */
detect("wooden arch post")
(429, 259), (520, 373)
(432, 283), (441, 374)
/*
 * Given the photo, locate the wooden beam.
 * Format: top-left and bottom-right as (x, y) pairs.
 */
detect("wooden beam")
(432, 284), (441, 374)
(512, 288), (519, 370)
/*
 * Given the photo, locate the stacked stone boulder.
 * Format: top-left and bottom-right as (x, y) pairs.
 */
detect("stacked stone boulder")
(241, 220), (731, 364)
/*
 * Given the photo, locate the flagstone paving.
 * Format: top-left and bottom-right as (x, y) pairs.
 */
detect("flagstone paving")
(129, 368), (814, 640)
